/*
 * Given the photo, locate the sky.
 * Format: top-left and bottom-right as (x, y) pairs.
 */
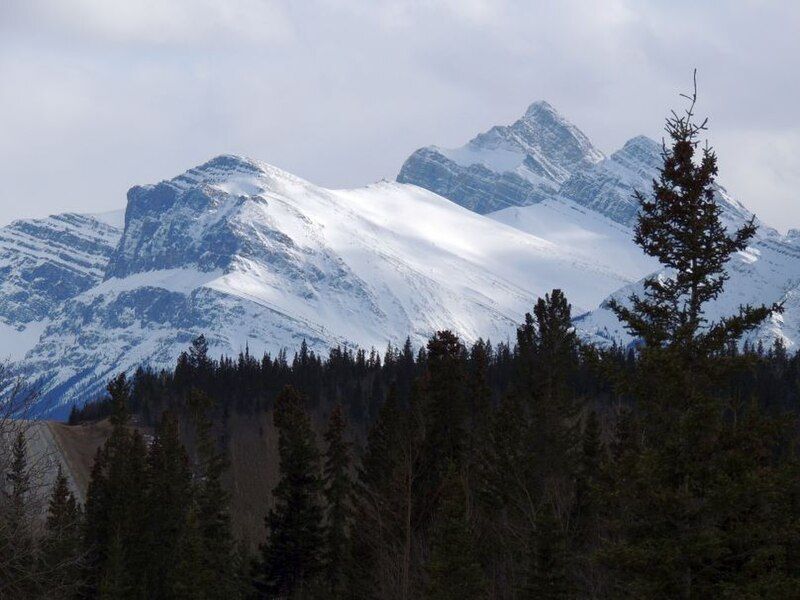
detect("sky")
(1, 0), (799, 230)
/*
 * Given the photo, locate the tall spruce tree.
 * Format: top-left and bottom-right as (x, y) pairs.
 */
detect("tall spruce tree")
(189, 389), (240, 598)
(0, 429), (37, 599)
(84, 373), (149, 598)
(530, 289), (581, 487)
(600, 73), (797, 596)
(419, 331), (468, 518)
(348, 386), (418, 599)
(523, 503), (570, 599)
(40, 465), (85, 598)
(322, 404), (352, 598)
(425, 464), (486, 600)
(143, 411), (193, 597)
(257, 385), (324, 598)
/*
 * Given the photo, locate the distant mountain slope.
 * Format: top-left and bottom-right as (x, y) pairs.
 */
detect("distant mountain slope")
(0, 213), (122, 361)
(397, 101), (604, 213)
(11, 155), (631, 417)
(488, 197), (658, 281)
(575, 222), (800, 349)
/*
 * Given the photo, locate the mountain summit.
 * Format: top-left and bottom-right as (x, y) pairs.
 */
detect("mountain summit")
(397, 101), (603, 213)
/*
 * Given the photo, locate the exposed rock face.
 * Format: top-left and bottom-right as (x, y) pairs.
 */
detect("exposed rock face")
(397, 101), (604, 213)
(0, 213), (121, 326)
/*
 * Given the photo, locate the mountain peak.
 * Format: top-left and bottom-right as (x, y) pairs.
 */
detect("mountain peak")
(523, 100), (559, 120)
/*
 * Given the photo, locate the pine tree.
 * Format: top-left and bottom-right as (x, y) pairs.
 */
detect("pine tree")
(143, 411), (193, 597)
(98, 531), (128, 599)
(529, 289), (581, 480)
(84, 373), (149, 598)
(322, 404), (352, 597)
(573, 410), (601, 551)
(600, 74), (796, 596)
(348, 386), (413, 599)
(173, 506), (206, 599)
(188, 389), (239, 598)
(0, 429), (37, 599)
(607, 74), (775, 360)
(257, 385), (324, 598)
(419, 330), (468, 519)
(523, 503), (570, 599)
(425, 464), (486, 599)
(40, 465), (85, 598)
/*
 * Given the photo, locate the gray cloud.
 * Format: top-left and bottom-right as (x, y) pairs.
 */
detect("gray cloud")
(1, 0), (798, 229)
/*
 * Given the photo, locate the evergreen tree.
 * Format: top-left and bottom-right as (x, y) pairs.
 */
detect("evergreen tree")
(0, 429), (37, 599)
(173, 506), (206, 599)
(143, 411), (193, 597)
(257, 385), (324, 598)
(523, 503), (570, 599)
(425, 464), (485, 599)
(84, 374), (149, 598)
(419, 331), (468, 519)
(348, 386), (412, 599)
(40, 465), (85, 598)
(98, 532), (128, 599)
(600, 74), (797, 596)
(188, 389), (239, 598)
(322, 404), (352, 597)
(607, 75), (775, 358)
(529, 289), (581, 481)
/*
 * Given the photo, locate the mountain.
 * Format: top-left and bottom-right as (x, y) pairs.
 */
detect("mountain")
(5, 102), (800, 417)
(0, 212), (123, 361)
(400, 102), (800, 351)
(4, 155), (630, 418)
(397, 101), (604, 213)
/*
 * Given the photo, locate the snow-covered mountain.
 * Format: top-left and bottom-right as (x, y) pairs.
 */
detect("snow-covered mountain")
(3, 155), (630, 418)
(4, 101), (800, 418)
(401, 102), (800, 352)
(397, 101), (604, 213)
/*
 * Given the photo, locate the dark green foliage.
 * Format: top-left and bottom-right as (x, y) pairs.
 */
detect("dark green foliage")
(607, 85), (776, 353)
(523, 504), (570, 599)
(348, 386), (416, 599)
(188, 389), (240, 598)
(425, 464), (485, 599)
(84, 374), (150, 598)
(40, 466), (85, 598)
(598, 78), (799, 597)
(143, 412), (193, 597)
(82, 377), (239, 599)
(322, 404), (352, 597)
(257, 385), (324, 598)
(0, 429), (37, 599)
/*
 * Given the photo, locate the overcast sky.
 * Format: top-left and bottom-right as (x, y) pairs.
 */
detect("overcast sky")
(1, 0), (798, 230)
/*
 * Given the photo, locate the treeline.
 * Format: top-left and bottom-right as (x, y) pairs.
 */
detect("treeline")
(5, 87), (800, 598)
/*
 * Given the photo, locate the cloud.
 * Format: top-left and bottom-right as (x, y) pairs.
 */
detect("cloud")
(0, 0), (798, 230)
(3, 0), (295, 46)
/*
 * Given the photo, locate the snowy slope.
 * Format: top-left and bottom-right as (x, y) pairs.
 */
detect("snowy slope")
(575, 223), (800, 350)
(13, 155), (631, 417)
(489, 197), (658, 281)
